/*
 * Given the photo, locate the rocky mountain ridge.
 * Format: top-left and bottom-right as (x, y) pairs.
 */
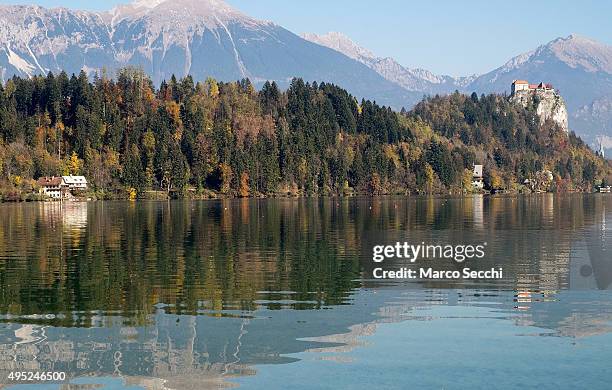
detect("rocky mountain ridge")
(302, 32), (477, 94)
(0, 0), (418, 107)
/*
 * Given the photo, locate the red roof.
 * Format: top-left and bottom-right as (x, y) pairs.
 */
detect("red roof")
(528, 82), (554, 90)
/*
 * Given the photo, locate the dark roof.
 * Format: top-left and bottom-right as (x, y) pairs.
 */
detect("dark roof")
(37, 176), (63, 187)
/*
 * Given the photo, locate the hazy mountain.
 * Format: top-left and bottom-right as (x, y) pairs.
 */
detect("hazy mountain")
(0, 5), (115, 79)
(302, 32), (477, 94)
(573, 96), (612, 151)
(0, 0), (419, 108)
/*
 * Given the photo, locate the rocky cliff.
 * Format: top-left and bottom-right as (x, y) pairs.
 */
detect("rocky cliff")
(0, 0), (419, 108)
(511, 89), (569, 133)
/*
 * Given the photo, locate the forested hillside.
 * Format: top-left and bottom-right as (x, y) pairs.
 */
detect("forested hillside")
(0, 69), (609, 200)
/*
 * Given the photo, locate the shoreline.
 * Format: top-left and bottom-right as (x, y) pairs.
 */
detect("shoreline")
(1, 190), (606, 204)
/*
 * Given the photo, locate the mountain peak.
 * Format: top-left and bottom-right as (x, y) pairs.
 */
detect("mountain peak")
(543, 34), (612, 74)
(301, 32), (376, 61)
(109, 0), (253, 26)
(302, 31), (473, 92)
(130, 0), (167, 9)
(493, 34), (612, 77)
(564, 33), (597, 43)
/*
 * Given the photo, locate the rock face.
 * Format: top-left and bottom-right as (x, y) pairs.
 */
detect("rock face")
(536, 92), (569, 133)
(0, 0), (419, 108)
(510, 87), (569, 133)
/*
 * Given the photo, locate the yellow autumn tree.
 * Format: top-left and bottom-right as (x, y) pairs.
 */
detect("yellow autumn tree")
(206, 77), (219, 99)
(490, 169), (504, 189)
(370, 173), (383, 195)
(462, 168), (474, 193)
(239, 172), (250, 197)
(220, 162), (233, 195)
(66, 151), (82, 175)
(424, 163), (434, 194)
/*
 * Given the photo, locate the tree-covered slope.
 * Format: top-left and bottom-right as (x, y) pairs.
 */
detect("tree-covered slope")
(0, 70), (609, 200)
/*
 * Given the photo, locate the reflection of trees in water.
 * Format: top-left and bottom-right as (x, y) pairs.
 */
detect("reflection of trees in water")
(0, 199), (365, 326)
(0, 195), (610, 328)
(359, 194), (609, 295)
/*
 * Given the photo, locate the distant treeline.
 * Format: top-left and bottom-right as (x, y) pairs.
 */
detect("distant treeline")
(0, 68), (609, 199)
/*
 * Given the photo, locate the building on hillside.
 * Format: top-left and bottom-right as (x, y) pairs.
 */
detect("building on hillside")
(37, 176), (68, 199)
(472, 165), (484, 190)
(511, 80), (554, 95)
(62, 176), (88, 191)
(510, 79), (568, 133)
(511, 80), (530, 94)
(597, 139), (605, 159)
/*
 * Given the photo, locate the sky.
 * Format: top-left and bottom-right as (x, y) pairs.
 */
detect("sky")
(1, 0), (611, 76)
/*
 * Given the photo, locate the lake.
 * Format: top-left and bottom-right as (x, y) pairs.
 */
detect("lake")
(0, 195), (610, 389)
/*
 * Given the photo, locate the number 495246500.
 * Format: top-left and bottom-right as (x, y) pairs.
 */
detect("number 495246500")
(8, 371), (66, 382)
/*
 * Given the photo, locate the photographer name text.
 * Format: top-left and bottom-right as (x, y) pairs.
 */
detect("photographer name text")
(371, 241), (503, 280)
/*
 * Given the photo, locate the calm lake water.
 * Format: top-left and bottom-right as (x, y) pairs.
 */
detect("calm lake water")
(0, 195), (610, 389)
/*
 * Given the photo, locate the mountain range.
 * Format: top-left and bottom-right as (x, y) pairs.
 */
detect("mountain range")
(302, 31), (477, 94)
(0, 0), (610, 152)
(0, 0), (419, 107)
(303, 32), (612, 153)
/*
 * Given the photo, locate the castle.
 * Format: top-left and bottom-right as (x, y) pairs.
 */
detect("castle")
(509, 80), (568, 133)
(511, 80), (554, 95)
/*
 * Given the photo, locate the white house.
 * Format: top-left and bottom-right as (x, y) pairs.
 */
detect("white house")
(472, 165), (484, 190)
(511, 80), (529, 94)
(62, 176), (88, 191)
(37, 176), (68, 199)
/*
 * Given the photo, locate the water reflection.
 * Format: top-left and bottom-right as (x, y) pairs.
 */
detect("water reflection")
(2, 289), (612, 389)
(0, 195), (610, 388)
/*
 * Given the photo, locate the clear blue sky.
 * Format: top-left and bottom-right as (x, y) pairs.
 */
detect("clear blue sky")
(2, 0), (611, 76)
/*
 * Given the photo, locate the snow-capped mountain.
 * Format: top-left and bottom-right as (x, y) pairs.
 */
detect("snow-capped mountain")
(0, 0), (419, 108)
(302, 32), (477, 94)
(0, 5), (114, 79)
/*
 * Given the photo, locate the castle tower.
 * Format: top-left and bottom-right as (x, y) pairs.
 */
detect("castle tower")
(511, 80), (529, 95)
